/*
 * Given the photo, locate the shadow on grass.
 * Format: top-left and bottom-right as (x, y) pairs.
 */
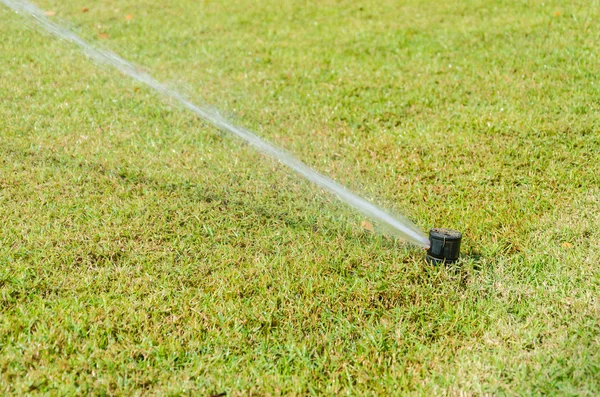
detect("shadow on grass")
(5, 144), (415, 250)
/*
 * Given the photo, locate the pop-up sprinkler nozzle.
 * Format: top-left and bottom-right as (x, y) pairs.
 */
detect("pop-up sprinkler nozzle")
(426, 228), (462, 264)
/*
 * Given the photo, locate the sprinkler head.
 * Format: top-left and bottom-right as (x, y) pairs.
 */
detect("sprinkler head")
(426, 228), (462, 265)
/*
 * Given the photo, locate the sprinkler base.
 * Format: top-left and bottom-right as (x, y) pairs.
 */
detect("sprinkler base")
(426, 228), (462, 265)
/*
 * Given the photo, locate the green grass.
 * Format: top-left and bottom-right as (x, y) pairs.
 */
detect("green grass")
(1, 0), (600, 394)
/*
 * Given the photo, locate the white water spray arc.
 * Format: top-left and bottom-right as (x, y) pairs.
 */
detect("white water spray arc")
(2, 0), (431, 249)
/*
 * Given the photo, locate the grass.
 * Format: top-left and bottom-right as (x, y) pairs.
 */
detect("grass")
(1, 0), (599, 394)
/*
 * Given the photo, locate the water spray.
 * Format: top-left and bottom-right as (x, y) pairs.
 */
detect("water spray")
(2, 0), (466, 257)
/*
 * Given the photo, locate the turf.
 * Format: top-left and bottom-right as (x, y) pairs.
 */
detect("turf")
(1, 0), (599, 395)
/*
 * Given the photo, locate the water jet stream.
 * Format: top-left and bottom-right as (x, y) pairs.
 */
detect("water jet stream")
(2, 0), (431, 248)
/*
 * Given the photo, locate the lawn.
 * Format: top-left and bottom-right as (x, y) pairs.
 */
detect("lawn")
(1, 0), (599, 395)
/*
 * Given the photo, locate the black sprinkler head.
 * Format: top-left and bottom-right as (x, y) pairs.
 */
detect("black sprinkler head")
(426, 228), (462, 264)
